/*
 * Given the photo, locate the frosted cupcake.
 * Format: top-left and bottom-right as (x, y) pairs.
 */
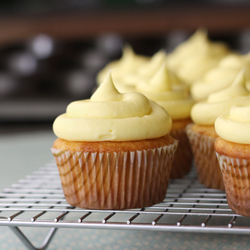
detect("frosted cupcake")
(215, 100), (250, 216)
(96, 45), (149, 86)
(187, 69), (250, 190)
(191, 53), (250, 101)
(168, 29), (230, 85)
(51, 71), (178, 210)
(135, 63), (194, 179)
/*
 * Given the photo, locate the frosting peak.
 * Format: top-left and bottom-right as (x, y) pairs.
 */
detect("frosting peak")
(91, 71), (121, 101)
(117, 45), (141, 70)
(137, 49), (167, 78)
(54, 72), (172, 141)
(191, 70), (250, 125)
(207, 69), (249, 103)
(68, 70), (151, 119)
(136, 63), (186, 98)
(96, 45), (149, 85)
(149, 63), (172, 92)
(168, 29), (208, 69)
(215, 100), (250, 144)
(135, 63), (194, 120)
(168, 29), (229, 84)
(191, 53), (250, 101)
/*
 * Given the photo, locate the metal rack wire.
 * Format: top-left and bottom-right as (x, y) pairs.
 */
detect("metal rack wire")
(1, 162), (250, 250)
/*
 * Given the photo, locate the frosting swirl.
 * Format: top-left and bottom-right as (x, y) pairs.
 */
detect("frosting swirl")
(168, 29), (208, 70)
(191, 53), (250, 101)
(191, 69), (250, 125)
(215, 100), (250, 144)
(53, 71), (172, 141)
(136, 63), (194, 120)
(96, 45), (149, 85)
(168, 29), (229, 84)
(137, 50), (167, 78)
(115, 49), (168, 87)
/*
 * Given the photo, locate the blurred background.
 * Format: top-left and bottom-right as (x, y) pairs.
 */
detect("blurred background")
(1, 0), (250, 126)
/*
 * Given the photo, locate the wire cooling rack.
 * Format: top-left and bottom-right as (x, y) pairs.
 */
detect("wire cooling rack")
(1, 162), (250, 250)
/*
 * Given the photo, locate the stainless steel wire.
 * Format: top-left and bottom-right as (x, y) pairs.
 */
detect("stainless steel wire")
(0, 162), (250, 235)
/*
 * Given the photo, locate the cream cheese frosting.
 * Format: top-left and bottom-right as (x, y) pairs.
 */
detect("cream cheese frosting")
(137, 49), (167, 78)
(191, 69), (250, 125)
(215, 100), (250, 144)
(115, 49), (168, 88)
(135, 63), (194, 120)
(96, 45), (149, 85)
(53, 71), (172, 141)
(168, 29), (208, 70)
(191, 53), (250, 101)
(167, 29), (229, 85)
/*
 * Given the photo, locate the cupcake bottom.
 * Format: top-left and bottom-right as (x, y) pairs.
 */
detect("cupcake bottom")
(186, 124), (224, 190)
(51, 135), (178, 210)
(169, 118), (193, 179)
(215, 137), (250, 217)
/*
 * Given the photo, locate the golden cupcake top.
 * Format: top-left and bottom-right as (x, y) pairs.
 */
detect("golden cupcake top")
(53, 71), (172, 141)
(135, 63), (194, 120)
(215, 100), (250, 144)
(96, 45), (149, 85)
(191, 53), (250, 101)
(168, 29), (230, 85)
(191, 69), (250, 125)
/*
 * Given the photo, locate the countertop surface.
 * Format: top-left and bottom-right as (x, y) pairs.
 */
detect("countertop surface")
(0, 125), (250, 250)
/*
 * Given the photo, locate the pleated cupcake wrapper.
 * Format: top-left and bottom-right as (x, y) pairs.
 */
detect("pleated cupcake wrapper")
(216, 153), (250, 217)
(186, 124), (224, 190)
(170, 127), (193, 179)
(51, 140), (178, 210)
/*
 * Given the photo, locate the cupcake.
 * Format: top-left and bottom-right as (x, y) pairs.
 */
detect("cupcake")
(187, 69), (250, 190)
(215, 100), (250, 216)
(99, 53), (191, 179)
(191, 53), (250, 101)
(167, 29), (230, 86)
(51, 71), (178, 210)
(135, 63), (194, 179)
(96, 45), (149, 86)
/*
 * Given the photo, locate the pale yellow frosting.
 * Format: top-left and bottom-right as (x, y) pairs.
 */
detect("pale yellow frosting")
(215, 100), (250, 144)
(168, 29), (229, 85)
(116, 49), (168, 87)
(114, 51), (187, 94)
(191, 70), (250, 125)
(53, 71), (172, 141)
(137, 50), (167, 78)
(96, 45), (149, 85)
(136, 63), (194, 120)
(168, 29), (208, 70)
(191, 53), (250, 101)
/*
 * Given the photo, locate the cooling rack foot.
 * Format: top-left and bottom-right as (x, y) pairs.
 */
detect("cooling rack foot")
(9, 226), (58, 250)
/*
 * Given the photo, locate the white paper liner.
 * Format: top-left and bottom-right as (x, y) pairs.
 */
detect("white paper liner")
(51, 140), (178, 210)
(216, 152), (250, 217)
(186, 124), (224, 190)
(170, 127), (193, 179)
